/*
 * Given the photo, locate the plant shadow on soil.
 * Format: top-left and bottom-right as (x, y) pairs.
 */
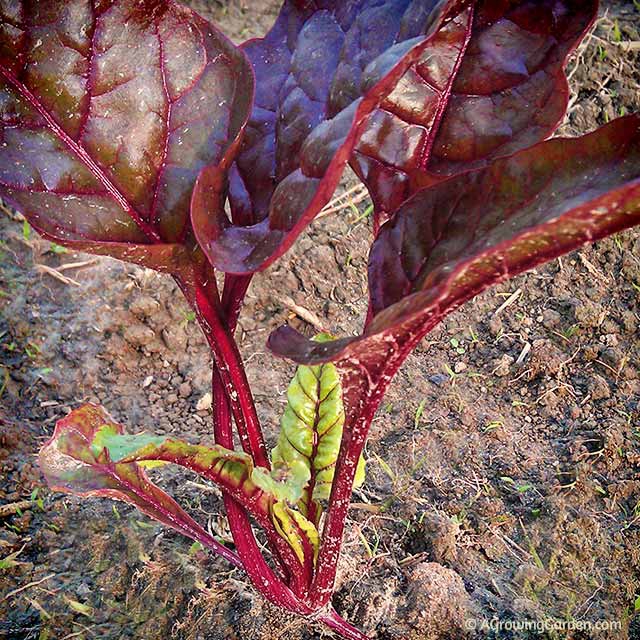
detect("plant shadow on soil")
(1, 1), (639, 639)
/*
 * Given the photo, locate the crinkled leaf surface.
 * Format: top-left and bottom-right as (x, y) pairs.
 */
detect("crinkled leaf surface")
(39, 404), (240, 565)
(0, 0), (252, 270)
(352, 0), (598, 218)
(256, 335), (365, 523)
(191, 0), (473, 274)
(269, 116), (640, 367)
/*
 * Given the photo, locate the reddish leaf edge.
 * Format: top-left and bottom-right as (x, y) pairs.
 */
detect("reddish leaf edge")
(0, 0), (255, 275)
(354, 0), (599, 228)
(268, 115), (640, 366)
(38, 403), (242, 569)
(190, 1), (474, 275)
(38, 403), (320, 612)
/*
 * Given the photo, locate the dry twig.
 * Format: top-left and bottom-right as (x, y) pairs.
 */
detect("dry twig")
(0, 500), (32, 518)
(279, 295), (327, 332)
(35, 264), (81, 287)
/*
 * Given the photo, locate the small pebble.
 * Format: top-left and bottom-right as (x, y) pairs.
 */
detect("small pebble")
(429, 373), (449, 386)
(123, 325), (155, 347)
(197, 392), (213, 411)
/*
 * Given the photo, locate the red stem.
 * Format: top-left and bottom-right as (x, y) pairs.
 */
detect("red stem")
(318, 609), (372, 640)
(192, 282), (269, 469)
(221, 274), (253, 328)
(176, 269), (293, 583)
(219, 274), (315, 595)
(179, 264), (303, 603)
(310, 344), (419, 607)
(211, 368), (309, 611)
(174, 272), (265, 465)
(198, 272), (312, 596)
(309, 393), (384, 606)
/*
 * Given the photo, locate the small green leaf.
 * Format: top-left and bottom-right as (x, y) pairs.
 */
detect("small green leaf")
(612, 19), (622, 43)
(352, 203), (374, 225)
(354, 455), (366, 490)
(189, 541), (204, 555)
(358, 530), (373, 558)
(0, 547), (25, 570)
(49, 243), (67, 255)
(269, 334), (365, 520)
(65, 598), (93, 618)
(22, 220), (31, 241)
(414, 399), (427, 428)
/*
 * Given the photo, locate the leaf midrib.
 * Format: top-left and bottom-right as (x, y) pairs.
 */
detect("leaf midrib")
(0, 63), (161, 243)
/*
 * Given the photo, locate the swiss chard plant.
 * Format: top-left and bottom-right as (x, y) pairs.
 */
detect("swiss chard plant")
(2, 0), (639, 637)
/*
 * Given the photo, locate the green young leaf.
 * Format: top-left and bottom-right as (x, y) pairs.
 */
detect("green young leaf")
(271, 501), (320, 566)
(39, 404), (239, 565)
(269, 334), (366, 522)
(40, 404), (320, 571)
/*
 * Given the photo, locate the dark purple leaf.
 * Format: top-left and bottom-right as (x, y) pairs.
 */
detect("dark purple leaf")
(352, 0), (598, 220)
(191, 0), (473, 274)
(0, 0), (252, 271)
(269, 115), (640, 365)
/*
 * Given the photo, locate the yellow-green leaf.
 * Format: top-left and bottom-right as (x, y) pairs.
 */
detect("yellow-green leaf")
(270, 334), (366, 520)
(270, 501), (319, 566)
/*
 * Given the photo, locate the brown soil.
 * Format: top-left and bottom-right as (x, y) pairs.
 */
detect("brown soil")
(1, 2), (639, 640)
